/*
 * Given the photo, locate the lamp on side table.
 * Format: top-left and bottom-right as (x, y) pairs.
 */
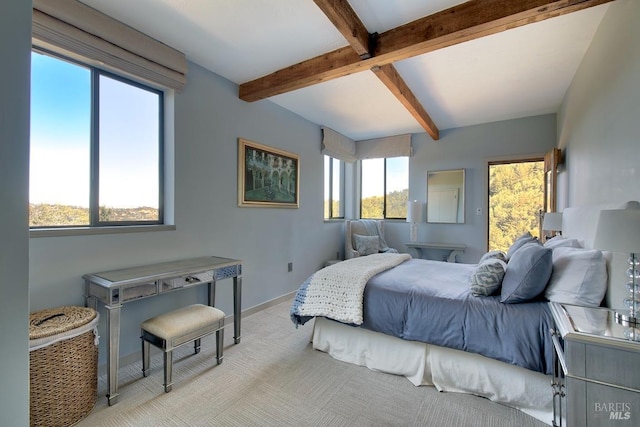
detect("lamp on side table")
(406, 200), (422, 243)
(594, 204), (640, 341)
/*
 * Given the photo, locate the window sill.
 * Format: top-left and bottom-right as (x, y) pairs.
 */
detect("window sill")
(30, 224), (176, 238)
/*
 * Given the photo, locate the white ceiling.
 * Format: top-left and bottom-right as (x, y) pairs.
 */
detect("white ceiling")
(79, 0), (610, 140)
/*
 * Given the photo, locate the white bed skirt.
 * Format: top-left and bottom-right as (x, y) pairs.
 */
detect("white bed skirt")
(312, 317), (552, 425)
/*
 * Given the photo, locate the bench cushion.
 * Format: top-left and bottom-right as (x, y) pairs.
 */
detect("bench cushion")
(141, 304), (224, 340)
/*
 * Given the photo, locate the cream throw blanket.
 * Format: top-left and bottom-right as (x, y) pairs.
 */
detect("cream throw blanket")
(291, 253), (411, 325)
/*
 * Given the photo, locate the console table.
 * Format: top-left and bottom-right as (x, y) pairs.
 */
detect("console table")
(405, 242), (465, 262)
(83, 256), (242, 405)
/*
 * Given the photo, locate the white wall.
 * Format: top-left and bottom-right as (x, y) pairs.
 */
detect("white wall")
(29, 62), (342, 364)
(384, 114), (557, 263)
(0, 0), (30, 424)
(557, 0), (640, 207)
(556, 0), (640, 309)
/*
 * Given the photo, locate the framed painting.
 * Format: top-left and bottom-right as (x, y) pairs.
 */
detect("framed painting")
(238, 138), (299, 208)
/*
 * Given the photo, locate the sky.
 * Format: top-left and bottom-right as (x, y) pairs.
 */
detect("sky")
(30, 51), (160, 209)
(361, 157), (408, 198)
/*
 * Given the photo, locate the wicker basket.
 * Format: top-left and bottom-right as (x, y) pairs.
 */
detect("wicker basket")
(29, 306), (99, 427)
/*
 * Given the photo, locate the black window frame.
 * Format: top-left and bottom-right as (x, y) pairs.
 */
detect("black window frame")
(360, 157), (408, 220)
(29, 47), (165, 229)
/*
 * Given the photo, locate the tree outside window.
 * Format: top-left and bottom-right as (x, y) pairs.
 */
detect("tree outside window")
(361, 157), (408, 219)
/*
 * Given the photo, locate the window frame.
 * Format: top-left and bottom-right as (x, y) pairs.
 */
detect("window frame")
(29, 47), (165, 231)
(359, 157), (408, 220)
(324, 155), (345, 220)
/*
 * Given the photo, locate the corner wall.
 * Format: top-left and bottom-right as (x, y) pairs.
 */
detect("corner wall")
(0, 0), (31, 424)
(385, 114), (556, 263)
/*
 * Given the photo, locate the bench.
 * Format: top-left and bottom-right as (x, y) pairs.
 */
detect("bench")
(141, 304), (225, 392)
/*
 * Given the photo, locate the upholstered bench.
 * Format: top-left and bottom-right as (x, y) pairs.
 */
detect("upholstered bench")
(141, 304), (225, 392)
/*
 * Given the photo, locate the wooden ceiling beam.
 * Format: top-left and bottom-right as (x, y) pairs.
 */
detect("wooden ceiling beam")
(312, 0), (373, 59)
(239, 0), (615, 102)
(372, 64), (440, 140)
(313, 0), (440, 139)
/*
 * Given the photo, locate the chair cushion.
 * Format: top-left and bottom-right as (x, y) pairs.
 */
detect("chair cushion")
(353, 234), (380, 256)
(141, 304), (224, 340)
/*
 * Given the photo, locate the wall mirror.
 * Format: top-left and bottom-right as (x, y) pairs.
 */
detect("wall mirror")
(427, 169), (465, 223)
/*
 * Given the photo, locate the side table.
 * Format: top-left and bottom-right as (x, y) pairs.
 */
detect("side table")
(549, 302), (640, 426)
(405, 242), (465, 262)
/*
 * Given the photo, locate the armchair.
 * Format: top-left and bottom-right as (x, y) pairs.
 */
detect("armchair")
(344, 220), (399, 259)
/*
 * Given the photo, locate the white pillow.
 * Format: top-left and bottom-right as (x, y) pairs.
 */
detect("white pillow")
(543, 235), (582, 249)
(544, 247), (607, 307)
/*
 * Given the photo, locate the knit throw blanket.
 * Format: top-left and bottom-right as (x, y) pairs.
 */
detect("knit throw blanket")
(290, 253), (411, 326)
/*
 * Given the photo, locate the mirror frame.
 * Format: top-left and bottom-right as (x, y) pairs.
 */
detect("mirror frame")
(426, 169), (465, 224)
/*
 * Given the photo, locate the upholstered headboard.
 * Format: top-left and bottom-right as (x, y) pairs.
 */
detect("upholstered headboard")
(561, 201), (633, 309)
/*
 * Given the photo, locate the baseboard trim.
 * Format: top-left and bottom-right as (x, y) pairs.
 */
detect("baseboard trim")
(97, 290), (297, 376)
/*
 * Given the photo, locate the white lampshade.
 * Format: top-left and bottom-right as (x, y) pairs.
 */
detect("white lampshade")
(406, 200), (422, 223)
(542, 212), (563, 231)
(594, 209), (640, 253)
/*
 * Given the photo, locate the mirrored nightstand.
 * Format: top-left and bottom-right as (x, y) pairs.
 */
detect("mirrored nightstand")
(549, 302), (640, 426)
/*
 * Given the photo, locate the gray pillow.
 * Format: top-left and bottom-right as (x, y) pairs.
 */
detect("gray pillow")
(501, 243), (552, 303)
(506, 232), (539, 260)
(353, 234), (379, 256)
(478, 250), (507, 264)
(470, 259), (507, 296)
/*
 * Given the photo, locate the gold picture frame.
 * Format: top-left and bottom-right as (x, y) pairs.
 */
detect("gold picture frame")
(238, 138), (299, 208)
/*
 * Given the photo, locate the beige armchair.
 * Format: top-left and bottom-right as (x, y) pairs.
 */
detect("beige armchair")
(345, 220), (399, 259)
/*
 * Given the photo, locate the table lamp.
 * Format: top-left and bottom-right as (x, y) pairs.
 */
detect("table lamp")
(594, 206), (640, 340)
(406, 200), (422, 243)
(542, 212), (563, 240)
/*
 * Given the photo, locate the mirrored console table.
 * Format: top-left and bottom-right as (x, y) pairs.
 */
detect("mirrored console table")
(405, 242), (465, 262)
(84, 256), (242, 405)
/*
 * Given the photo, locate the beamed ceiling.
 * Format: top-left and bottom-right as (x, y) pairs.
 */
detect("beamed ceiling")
(79, 0), (614, 140)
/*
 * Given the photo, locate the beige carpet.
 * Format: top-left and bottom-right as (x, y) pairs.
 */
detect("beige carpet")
(75, 299), (548, 426)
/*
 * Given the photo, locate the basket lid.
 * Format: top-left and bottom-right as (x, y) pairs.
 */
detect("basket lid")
(29, 306), (97, 340)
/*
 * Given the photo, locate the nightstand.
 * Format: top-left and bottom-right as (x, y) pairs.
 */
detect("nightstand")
(549, 302), (640, 427)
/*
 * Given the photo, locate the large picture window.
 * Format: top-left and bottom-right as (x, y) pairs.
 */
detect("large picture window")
(360, 157), (408, 219)
(29, 50), (164, 228)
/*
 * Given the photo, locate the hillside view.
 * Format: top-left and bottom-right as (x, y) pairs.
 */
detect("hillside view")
(29, 204), (158, 227)
(360, 189), (408, 219)
(35, 163), (542, 236)
(489, 161), (544, 252)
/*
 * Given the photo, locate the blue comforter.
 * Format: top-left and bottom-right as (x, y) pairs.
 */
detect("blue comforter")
(294, 258), (554, 375)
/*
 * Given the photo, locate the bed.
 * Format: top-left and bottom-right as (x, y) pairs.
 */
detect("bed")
(291, 202), (633, 425)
